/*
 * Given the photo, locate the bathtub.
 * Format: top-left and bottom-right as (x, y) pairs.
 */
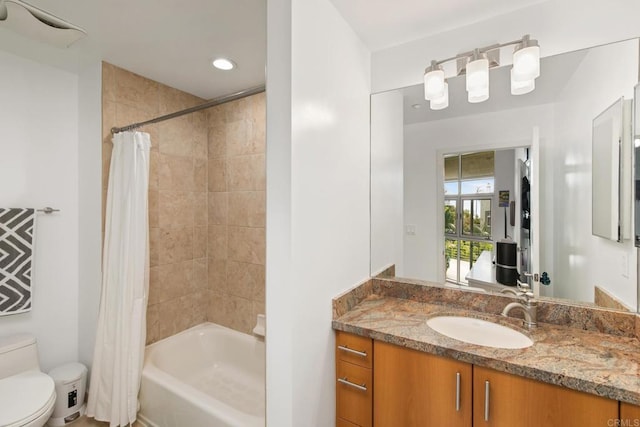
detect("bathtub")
(138, 323), (265, 427)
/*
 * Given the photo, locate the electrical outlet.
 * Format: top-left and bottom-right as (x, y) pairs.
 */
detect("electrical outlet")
(406, 225), (416, 236)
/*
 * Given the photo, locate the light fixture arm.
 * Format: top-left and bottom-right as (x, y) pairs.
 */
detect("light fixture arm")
(426, 34), (536, 75)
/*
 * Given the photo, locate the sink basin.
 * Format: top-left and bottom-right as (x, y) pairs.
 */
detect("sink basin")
(426, 316), (533, 349)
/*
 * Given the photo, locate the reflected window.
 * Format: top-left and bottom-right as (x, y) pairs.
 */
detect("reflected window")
(444, 151), (495, 284)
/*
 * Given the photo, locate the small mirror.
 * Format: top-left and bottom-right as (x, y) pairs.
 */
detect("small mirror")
(592, 97), (632, 242)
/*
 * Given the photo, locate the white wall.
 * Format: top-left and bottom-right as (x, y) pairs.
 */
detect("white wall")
(77, 59), (103, 370)
(403, 104), (554, 282)
(371, 0), (640, 93)
(494, 149), (516, 242)
(266, 0), (371, 424)
(0, 50), (80, 372)
(552, 39), (638, 308)
(371, 91), (404, 275)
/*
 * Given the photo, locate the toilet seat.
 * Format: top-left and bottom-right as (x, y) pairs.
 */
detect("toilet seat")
(0, 371), (56, 427)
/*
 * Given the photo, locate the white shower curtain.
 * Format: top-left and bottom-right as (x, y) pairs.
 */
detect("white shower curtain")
(87, 131), (151, 427)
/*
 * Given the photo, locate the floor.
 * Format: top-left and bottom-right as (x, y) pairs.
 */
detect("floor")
(71, 416), (141, 427)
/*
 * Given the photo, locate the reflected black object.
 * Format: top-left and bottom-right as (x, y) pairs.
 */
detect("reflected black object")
(496, 241), (518, 286)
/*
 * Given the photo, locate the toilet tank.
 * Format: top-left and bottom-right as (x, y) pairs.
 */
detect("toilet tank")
(0, 333), (40, 379)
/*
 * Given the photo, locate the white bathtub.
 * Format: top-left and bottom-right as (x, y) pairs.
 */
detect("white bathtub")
(138, 323), (265, 427)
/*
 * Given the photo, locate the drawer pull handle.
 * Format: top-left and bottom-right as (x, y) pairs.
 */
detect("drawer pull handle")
(337, 377), (367, 391)
(337, 345), (367, 357)
(484, 380), (490, 422)
(455, 372), (461, 412)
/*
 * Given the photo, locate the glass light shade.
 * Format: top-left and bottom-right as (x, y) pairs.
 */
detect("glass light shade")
(512, 45), (540, 82)
(510, 69), (535, 95)
(466, 58), (489, 93)
(424, 68), (445, 100)
(468, 87), (489, 103)
(430, 82), (449, 110)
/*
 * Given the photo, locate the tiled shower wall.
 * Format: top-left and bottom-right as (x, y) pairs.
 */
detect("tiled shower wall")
(102, 62), (265, 343)
(206, 95), (266, 334)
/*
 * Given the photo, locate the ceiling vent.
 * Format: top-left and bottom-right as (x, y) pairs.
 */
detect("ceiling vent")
(0, 0), (86, 48)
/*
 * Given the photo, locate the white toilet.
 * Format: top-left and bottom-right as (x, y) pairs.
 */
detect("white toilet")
(0, 334), (56, 427)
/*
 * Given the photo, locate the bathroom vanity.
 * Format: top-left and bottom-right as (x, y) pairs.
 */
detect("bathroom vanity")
(333, 278), (640, 427)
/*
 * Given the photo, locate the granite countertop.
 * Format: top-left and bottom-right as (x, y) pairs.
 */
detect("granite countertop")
(333, 294), (640, 405)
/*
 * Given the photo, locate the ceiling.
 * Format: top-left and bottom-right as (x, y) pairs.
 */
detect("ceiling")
(0, 0), (266, 100)
(329, 0), (548, 51)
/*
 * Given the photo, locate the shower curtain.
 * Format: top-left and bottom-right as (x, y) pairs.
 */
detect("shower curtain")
(87, 131), (151, 427)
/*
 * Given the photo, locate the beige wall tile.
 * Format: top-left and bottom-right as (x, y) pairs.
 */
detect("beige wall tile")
(208, 158), (227, 192)
(149, 227), (160, 268)
(156, 260), (194, 302)
(207, 105), (225, 128)
(192, 111), (208, 160)
(104, 63), (230, 342)
(225, 295), (253, 334)
(159, 85), (199, 115)
(194, 258), (208, 289)
(208, 291), (225, 325)
(158, 116), (193, 158)
(157, 298), (181, 340)
(159, 227), (194, 264)
(102, 62), (117, 103)
(249, 92), (266, 122)
(149, 151), (159, 191)
(146, 304), (160, 345)
(158, 191), (193, 229)
(227, 191), (265, 227)
(114, 66), (159, 114)
(148, 190), (159, 228)
(227, 261), (265, 301)
(194, 226), (208, 259)
(226, 119), (258, 157)
(208, 259), (227, 293)
(208, 192), (228, 225)
(102, 100), (116, 142)
(226, 97), (251, 123)
(228, 226), (265, 265)
(252, 299), (265, 322)
(194, 159), (208, 192)
(194, 192), (208, 227)
(149, 267), (161, 305)
(208, 225), (227, 260)
(102, 143), (112, 198)
(208, 125), (226, 159)
(227, 154), (265, 191)
(159, 154), (194, 191)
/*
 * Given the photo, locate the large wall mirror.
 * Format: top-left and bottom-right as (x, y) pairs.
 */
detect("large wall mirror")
(371, 38), (639, 312)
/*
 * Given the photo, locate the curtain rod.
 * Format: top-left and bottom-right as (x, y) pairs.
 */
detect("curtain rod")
(110, 85), (266, 134)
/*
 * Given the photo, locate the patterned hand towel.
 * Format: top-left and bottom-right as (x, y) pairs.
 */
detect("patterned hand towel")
(0, 208), (35, 315)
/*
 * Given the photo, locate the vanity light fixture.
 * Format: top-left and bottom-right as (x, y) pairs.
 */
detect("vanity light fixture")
(423, 34), (541, 110)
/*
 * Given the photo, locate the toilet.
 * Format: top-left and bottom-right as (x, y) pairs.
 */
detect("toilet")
(0, 334), (56, 427)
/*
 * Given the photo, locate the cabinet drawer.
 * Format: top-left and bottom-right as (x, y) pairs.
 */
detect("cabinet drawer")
(337, 417), (360, 427)
(336, 360), (372, 427)
(336, 331), (372, 368)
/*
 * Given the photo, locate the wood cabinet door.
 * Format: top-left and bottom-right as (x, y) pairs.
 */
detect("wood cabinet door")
(621, 402), (640, 425)
(473, 366), (618, 427)
(373, 341), (472, 427)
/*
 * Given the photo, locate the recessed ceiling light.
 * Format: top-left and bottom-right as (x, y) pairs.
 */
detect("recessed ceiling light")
(212, 58), (236, 71)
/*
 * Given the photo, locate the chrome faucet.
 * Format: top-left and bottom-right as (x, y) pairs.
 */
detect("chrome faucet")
(500, 283), (537, 328)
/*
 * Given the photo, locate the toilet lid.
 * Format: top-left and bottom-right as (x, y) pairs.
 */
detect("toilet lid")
(0, 371), (56, 427)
